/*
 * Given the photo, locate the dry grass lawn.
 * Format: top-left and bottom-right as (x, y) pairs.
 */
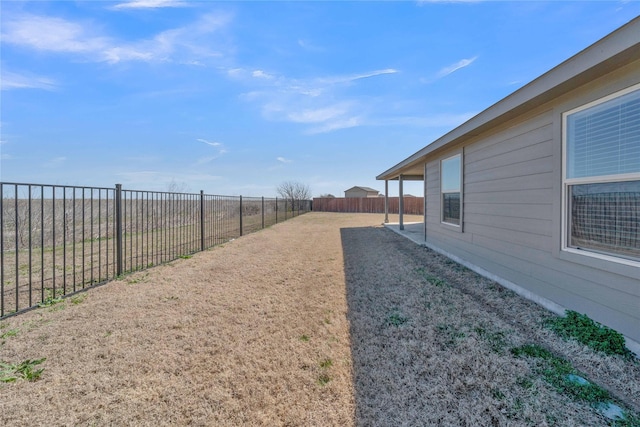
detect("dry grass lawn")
(1, 212), (639, 426)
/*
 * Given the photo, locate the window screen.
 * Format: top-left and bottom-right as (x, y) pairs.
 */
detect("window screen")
(569, 181), (640, 260)
(564, 85), (640, 262)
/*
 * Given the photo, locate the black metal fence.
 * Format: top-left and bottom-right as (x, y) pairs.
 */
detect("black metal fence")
(0, 182), (311, 318)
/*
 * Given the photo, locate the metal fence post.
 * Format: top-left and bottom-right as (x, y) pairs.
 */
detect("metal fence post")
(115, 184), (123, 277)
(275, 197), (278, 223)
(200, 190), (205, 251)
(239, 195), (243, 237)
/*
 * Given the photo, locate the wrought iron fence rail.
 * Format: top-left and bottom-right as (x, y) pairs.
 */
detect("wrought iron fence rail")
(0, 182), (311, 318)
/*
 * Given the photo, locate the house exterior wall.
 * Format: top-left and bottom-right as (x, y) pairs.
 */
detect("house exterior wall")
(423, 59), (640, 344)
(345, 189), (378, 198)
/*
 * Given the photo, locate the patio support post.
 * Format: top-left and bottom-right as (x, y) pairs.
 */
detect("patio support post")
(384, 180), (389, 223)
(399, 174), (404, 231)
(423, 163), (428, 242)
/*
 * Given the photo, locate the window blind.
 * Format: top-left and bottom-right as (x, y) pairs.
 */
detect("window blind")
(567, 89), (640, 179)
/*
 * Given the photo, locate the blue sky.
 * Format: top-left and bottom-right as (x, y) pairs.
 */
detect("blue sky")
(1, 1), (639, 197)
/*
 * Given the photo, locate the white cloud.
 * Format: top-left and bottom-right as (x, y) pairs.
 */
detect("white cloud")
(307, 116), (363, 134)
(236, 68), (397, 134)
(111, 0), (191, 10)
(195, 139), (226, 165)
(318, 68), (398, 85)
(286, 104), (352, 124)
(276, 157), (292, 163)
(0, 70), (57, 91)
(252, 70), (274, 79)
(1, 13), (231, 65)
(1, 15), (108, 55)
(437, 56), (478, 78)
(197, 138), (221, 147)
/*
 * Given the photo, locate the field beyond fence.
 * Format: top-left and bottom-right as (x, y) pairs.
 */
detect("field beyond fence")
(0, 182), (310, 318)
(312, 196), (424, 215)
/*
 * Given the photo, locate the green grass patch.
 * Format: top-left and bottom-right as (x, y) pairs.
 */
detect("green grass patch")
(546, 310), (632, 358)
(386, 310), (409, 327)
(38, 296), (64, 308)
(319, 358), (333, 369)
(474, 327), (508, 354)
(415, 268), (448, 287)
(69, 294), (87, 305)
(0, 358), (46, 383)
(0, 329), (19, 340)
(317, 373), (331, 386)
(511, 344), (612, 404)
(299, 335), (310, 342)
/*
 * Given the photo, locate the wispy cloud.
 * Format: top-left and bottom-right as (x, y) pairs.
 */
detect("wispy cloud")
(308, 116), (363, 134)
(197, 138), (221, 147)
(0, 70), (57, 91)
(252, 70), (274, 80)
(297, 39), (324, 52)
(111, 0), (191, 10)
(276, 157), (292, 163)
(234, 68), (397, 134)
(195, 138), (226, 164)
(1, 13), (231, 65)
(437, 56), (478, 78)
(1, 15), (108, 55)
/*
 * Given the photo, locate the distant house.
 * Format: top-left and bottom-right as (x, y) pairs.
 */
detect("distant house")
(344, 186), (380, 198)
(377, 18), (640, 352)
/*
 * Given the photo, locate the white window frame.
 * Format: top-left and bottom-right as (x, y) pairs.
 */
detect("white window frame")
(561, 83), (640, 266)
(440, 153), (463, 228)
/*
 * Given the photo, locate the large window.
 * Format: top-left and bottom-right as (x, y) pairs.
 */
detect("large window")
(563, 84), (640, 262)
(441, 154), (462, 226)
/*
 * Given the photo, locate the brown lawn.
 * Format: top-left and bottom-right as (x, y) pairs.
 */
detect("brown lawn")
(1, 212), (638, 426)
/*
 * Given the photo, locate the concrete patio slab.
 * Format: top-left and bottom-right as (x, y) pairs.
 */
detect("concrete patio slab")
(383, 222), (425, 246)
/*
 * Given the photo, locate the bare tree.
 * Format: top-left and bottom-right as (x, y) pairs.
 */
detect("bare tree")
(276, 181), (311, 211)
(166, 179), (191, 194)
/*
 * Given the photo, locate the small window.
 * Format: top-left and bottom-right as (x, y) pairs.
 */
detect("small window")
(563, 84), (640, 262)
(441, 154), (462, 226)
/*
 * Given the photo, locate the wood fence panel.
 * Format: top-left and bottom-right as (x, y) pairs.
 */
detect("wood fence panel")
(312, 197), (424, 215)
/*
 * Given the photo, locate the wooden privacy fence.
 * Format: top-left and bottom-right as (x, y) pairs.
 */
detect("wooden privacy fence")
(313, 197), (424, 215)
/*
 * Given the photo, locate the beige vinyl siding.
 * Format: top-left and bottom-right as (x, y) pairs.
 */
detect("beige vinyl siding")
(380, 23), (640, 346)
(424, 104), (640, 342)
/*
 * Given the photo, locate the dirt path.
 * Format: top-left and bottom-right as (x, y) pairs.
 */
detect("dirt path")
(1, 212), (638, 426)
